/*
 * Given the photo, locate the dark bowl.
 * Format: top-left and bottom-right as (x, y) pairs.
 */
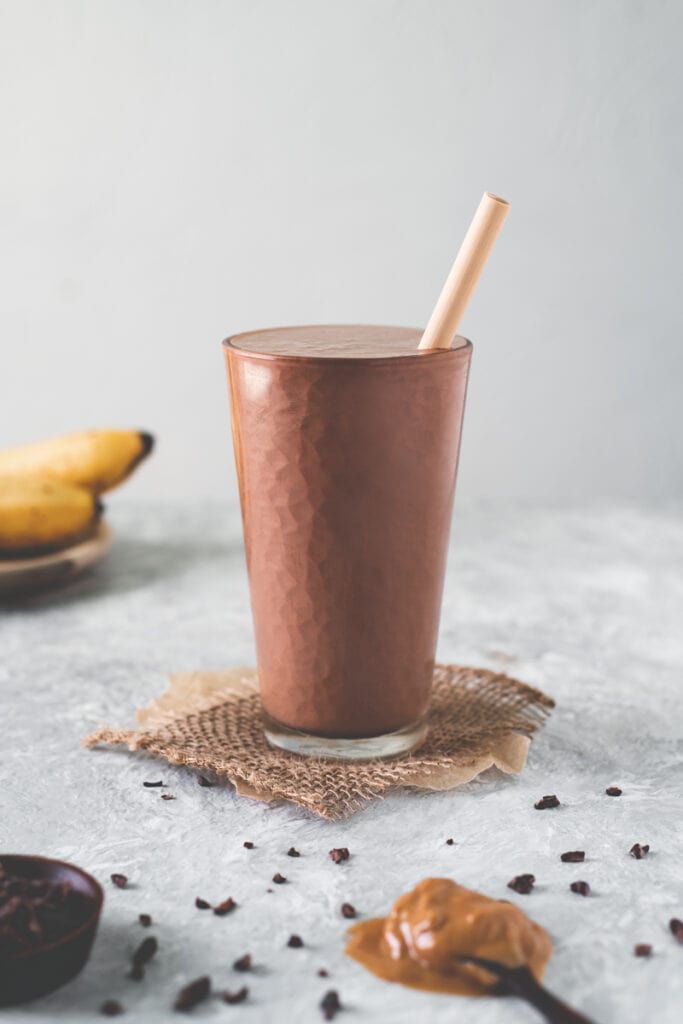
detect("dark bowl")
(0, 854), (104, 1006)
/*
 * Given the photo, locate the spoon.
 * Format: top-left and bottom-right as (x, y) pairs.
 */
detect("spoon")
(457, 955), (598, 1024)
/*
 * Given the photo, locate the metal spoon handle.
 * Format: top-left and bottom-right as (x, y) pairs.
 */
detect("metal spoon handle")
(456, 957), (597, 1024)
(502, 968), (596, 1024)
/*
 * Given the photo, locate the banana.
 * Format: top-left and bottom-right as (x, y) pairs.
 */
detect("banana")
(0, 430), (154, 495)
(0, 476), (102, 555)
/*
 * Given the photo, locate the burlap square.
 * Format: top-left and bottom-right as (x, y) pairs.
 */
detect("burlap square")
(83, 664), (554, 819)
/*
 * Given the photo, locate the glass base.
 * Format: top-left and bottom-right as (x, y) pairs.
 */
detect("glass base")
(263, 714), (428, 760)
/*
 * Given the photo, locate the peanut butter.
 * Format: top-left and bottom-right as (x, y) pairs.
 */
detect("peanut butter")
(345, 878), (552, 996)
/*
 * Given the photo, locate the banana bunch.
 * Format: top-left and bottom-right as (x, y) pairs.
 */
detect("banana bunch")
(0, 430), (154, 557)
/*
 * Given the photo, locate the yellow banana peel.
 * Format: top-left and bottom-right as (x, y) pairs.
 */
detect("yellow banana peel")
(0, 429), (154, 495)
(0, 476), (102, 555)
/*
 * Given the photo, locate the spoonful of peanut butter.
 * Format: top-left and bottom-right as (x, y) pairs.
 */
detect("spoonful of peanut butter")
(345, 877), (553, 997)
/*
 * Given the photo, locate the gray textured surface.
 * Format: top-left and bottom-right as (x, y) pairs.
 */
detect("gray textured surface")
(1, 500), (681, 1023)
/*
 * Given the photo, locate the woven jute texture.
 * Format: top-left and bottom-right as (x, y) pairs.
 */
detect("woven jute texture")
(84, 664), (554, 819)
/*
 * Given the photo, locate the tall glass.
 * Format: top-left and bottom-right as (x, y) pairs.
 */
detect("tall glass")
(224, 325), (471, 759)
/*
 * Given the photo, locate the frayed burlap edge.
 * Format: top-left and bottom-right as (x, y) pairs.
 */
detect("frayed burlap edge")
(83, 664), (554, 819)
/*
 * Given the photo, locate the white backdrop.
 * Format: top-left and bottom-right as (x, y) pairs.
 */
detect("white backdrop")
(1, 0), (681, 503)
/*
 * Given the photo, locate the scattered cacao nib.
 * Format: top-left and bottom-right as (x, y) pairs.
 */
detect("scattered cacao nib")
(129, 965), (144, 982)
(445, 838), (455, 846)
(111, 874), (128, 889)
(233, 953), (252, 972)
(174, 975), (211, 1011)
(287, 847), (301, 858)
(669, 918), (683, 942)
(320, 989), (342, 1020)
(272, 873), (287, 884)
(630, 843), (650, 859)
(213, 897), (237, 916)
(561, 851), (585, 863)
(534, 795), (560, 810)
(605, 786), (622, 796)
(243, 842), (254, 850)
(131, 936), (157, 975)
(143, 781), (163, 788)
(161, 794), (175, 801)
(508, 874), (535, 894)
(288, 934), (304, 947)
(329, 848), (350, 864)
(341, 903), (356, 919)
(570, 881), (590, 896)
(197, 776), (214, 787)
(0, 868), (92, 955)
(100, 999), (124, 1016)
(634, 944), (652, 957)
(139, 914), (152, 927)
(317, 968), (329, 977)
(223, 986), (248, 1004)
(195, 897), (211, 910)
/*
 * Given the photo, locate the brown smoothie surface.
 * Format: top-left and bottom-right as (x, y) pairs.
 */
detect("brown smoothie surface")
(228, 324), (468, 360)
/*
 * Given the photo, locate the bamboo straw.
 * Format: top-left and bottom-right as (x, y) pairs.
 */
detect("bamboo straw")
(419, 192), (510, 351)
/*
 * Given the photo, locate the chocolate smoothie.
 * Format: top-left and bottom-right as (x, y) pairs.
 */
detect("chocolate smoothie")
(224, 325), (471, 755)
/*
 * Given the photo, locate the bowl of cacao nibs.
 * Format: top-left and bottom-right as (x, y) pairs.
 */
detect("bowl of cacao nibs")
(0, 854), (103, 1006)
